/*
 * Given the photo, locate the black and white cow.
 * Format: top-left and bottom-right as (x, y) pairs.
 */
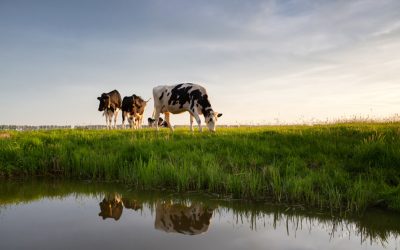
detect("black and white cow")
(147, 117), (168, 128)
(121, 94), (150, 129)
(97, 90), (122, 129)
(152, 83), (222, 132)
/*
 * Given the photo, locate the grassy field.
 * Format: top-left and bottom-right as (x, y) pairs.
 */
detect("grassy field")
(0, 123), (399, 212)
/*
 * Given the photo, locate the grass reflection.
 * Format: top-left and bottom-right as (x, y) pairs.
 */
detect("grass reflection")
(0, 179), (399, 245)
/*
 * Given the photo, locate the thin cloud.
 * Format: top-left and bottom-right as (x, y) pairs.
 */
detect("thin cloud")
(0, 0), (399, 125)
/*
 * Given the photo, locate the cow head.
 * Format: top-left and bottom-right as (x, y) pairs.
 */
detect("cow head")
(205, 111), (223, 132)
(148, 117), (155, 127)
(132, 96), (150, 115)
(148, 117), (166, 127)
(97, 93), (110, 111)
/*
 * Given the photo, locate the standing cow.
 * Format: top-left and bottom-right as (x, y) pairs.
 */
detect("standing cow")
(121, 95), (136, 129)
(97, 90), (122, 129)
(121, 94), (150, 129)
(152, 83), (222, 132)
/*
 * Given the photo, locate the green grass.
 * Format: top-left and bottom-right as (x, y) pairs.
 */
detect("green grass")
(0, 123), (399, 212)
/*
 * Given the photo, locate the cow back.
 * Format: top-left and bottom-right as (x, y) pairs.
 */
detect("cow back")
(108, 90), (122, 109)
(122, 96), (134, 112)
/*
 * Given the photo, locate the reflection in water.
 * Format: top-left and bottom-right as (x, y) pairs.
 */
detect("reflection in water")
(98, 193), (143, 220)
(98, 193), (123, 220)
(99, 193), (214, 235)
(122, 198), (142, 211)
(155, 201), (214, 235)
(0, 180), (399, 249)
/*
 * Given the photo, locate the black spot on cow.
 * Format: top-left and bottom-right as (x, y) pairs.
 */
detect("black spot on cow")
(122, 96), (134, 113)
(159, 91), (164, 100)
(189, 90), (211, 116)
(168, 84), (193, 108)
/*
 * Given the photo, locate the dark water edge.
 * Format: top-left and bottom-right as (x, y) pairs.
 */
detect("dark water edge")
(0, 179), (399, 250)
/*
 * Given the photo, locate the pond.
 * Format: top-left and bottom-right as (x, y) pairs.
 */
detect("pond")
(0, 180), (399, 250)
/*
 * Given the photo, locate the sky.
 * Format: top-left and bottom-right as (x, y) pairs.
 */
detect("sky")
(0, 0), (399, 126)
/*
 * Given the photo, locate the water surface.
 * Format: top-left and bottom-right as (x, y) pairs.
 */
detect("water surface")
(0, 180), (399, 250)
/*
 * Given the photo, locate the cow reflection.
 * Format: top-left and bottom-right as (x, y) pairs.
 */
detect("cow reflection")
(98, 193), (123, 221)
(155, 202), (214, 235)
(122, 198), (142, 211)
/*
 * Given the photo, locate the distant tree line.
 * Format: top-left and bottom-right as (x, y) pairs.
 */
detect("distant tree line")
(0, 124), (236, 131)
(0, 125), (100, 131)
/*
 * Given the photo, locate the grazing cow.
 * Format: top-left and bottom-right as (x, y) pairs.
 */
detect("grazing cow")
(152, 83), (222, 132)
(147, 117), (168, 128)
(155, 201), (214, 235)
(97, 90), (122, 129)
(121, 95), (150, 129)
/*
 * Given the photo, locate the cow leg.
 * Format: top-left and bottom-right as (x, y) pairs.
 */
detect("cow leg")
(107, 112), (112, 130)
(136, 115), (141, 129)
(189, 114), (194, 132)
(139, 116), (143, 129)
(134, 116), (138, 129)
(136, 115), (142, 129)
(153, 109), (161, 131)
(105, 113), (109, 129)
(191, 111), (202, 132)
(127, 115), (132, 129)
(113, 109), (119, 129)
(164, 112), (174, 132)
(121, 112), (126, 129)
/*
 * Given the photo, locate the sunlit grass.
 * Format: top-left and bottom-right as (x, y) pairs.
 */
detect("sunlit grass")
(0, 123), (399, 212)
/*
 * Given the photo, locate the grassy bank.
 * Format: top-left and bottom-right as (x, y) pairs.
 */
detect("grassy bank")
(0, 123), (399, 212)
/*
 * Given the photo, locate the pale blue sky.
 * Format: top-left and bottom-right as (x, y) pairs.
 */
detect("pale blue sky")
(1, 0), (399, 125)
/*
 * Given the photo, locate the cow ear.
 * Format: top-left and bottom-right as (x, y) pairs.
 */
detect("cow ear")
(97, 97), (101, 100)
(217, 113), (223, 118)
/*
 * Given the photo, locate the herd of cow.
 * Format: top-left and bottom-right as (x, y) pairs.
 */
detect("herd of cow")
(97, 83), (223, 132)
